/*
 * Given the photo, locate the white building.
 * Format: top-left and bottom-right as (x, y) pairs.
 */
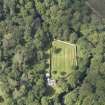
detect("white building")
(47, 78), (56, 86)
(46, 73), (50, 78)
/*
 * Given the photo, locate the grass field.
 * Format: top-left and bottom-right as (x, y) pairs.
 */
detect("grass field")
(48, 40), (77, 80)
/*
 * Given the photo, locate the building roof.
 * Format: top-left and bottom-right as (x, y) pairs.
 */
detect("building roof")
(47, 78), (56, 86)
(87, 0), (105, 18)
(46, 73), (50, 78)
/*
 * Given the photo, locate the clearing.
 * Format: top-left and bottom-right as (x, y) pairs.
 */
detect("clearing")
(47, 40), (77, 80)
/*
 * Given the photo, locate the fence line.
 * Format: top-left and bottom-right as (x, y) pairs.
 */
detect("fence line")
(54, 39), (76, 47)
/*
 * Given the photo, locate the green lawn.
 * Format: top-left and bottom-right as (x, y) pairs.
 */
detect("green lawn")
(49, 40), (77, 80)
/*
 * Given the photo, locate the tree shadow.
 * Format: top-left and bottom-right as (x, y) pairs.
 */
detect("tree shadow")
(60, 72), (67, 76)
(52, 70), (57, 74)
(54, 48), (62, 54)
(45, 86), (55, 96)
(45, 63), (49, 69)
(45, 53), (50, 59)
(0, 96), (4, 103)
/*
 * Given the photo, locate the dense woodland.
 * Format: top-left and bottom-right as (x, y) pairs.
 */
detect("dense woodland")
(0, 0), (105, 105)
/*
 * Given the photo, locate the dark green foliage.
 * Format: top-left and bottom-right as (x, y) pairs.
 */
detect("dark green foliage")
(0, 0), (105, 105)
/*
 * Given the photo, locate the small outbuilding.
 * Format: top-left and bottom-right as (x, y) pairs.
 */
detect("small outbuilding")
(47, 78), (56, 86)
(45, 73), (50, 78)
